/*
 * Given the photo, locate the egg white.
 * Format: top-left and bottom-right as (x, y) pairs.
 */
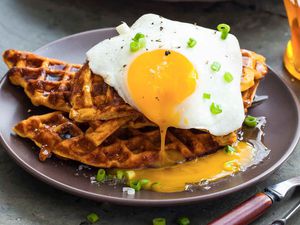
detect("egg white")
(87, 14), (245, 136)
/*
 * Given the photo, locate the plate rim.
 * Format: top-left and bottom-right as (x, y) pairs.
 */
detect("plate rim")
(1, 28), (300, 206)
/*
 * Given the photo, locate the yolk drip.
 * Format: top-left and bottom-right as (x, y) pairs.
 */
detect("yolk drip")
(126, 142), (254, 193)
(127, 49), (198, 164)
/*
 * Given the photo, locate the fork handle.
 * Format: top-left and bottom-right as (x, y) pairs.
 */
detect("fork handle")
(208, 193), (273, 225)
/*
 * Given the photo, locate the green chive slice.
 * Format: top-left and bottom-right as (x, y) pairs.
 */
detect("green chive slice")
(153, 218), (166, 225)
(96, 169), (106, 182)
(130, 33), (146, 52)
(217, 23), (231, 40)
(129, 180), (142, 191)
(140, 179), (150, 186)
(87, 213), (100, 224)
(187, 38), (197, 48)
(130, 41), (140, 52)
(138, 37), (146, 48)
(132, 33), (145, 42)
(116, 170), (124, 180)
(224, 72), (234, 83)
(203, 92), (211, 99)
(210, 102), (222, 114)
(129, 179), (149, 191)
(177, 216), (190, 225)
(211, 61), (221, 72)
(224, 145), (236, 154)
(244, 115), (258, 127)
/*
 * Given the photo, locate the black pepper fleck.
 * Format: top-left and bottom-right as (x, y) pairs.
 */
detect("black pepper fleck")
(155, 39), (161, 42)
(123, 64), (127, 68)
(160, 27), (163, 31)
(155, 96), (160, 101)
(165, 50), (171, 56)
(151, 22), (154, 25)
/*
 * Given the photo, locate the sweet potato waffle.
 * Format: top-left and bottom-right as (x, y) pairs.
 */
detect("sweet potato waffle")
(3, 49), (81, 112)
(3, 48), (268, 168)
(3, 49), (267, 119)
(70, 63), (139, 122)
(241, 49), (268, 109)
(13, 112), (236, 168)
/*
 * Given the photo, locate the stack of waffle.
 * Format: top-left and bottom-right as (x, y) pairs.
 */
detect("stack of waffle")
(3, 49), (267, 168)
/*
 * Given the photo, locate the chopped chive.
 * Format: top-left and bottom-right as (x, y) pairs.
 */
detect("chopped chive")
(203, 92), (211, 100)
(224, 145), (236, 154)
(130, 41), (140, 52)
(217, 23), (231, 40)
(116, 170), (124, 180)
(96, 169), (106, 182)
(210, 61), (221, 72)
(177, 216), (190, 225)
(132, 33), (145, 42)
(223, 160), (240, 172)
(129, 179), (149, 191)
(153, 218), (166, 225)
(224, 72), (234, 83)
(129, 180), (142, 191)
(87, 213), (100, 223)
(210, 102), (222, 114)
(187, 38), (197, 48)
(140, 179), (150, 186)
(138, 37), (146, 48)
(130, 33), (146, 52)
(244, 115), (258, 127)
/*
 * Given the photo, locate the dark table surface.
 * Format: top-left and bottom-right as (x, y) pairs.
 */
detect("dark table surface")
(1, 0), (300, 224)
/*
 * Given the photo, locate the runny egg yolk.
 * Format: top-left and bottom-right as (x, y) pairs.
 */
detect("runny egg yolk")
(127, 49), (198, 165)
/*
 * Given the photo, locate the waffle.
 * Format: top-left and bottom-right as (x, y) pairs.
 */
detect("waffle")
(14, 112), (236, 168)
(4, 49), (267, 118)
(241, 49), (268, 110)
(70, 63), (139, 122)
(69, 50), (267, 122)
(7, 49), (267, 169)
(3, 49), (81, 112)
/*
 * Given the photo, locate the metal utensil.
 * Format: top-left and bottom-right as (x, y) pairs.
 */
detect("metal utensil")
(208, 176), (300, 225)
(271, 200), (300, 225)
(251, 95), (269, 108)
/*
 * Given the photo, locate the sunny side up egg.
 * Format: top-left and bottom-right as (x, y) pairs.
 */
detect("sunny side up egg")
(87, 14), (245, 137)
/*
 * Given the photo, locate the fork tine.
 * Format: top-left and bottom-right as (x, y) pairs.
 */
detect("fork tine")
(251, 95), (269, 107)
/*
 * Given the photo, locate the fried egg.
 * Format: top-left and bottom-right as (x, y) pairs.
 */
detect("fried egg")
(87, 14), (244, 136)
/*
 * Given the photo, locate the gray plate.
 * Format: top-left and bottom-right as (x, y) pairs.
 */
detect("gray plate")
(0, 28), (300, 206)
